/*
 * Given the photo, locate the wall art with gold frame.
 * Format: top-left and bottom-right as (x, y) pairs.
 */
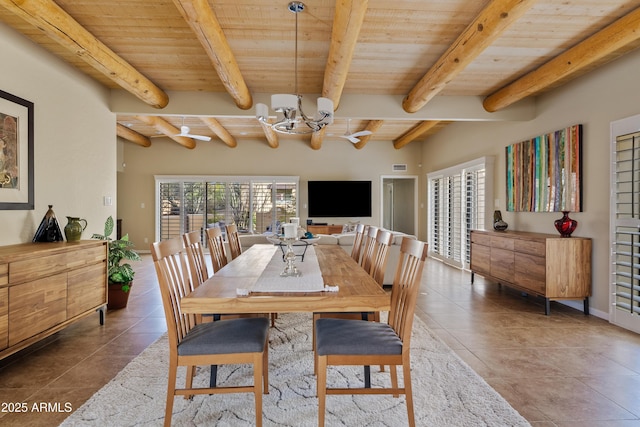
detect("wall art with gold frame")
(0, 89), (34, 210)
(506, 124), (582, 212)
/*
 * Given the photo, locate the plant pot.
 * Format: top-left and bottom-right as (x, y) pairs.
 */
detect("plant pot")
(107, 282), (131, 309)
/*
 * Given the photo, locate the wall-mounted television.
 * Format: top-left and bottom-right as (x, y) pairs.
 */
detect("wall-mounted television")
(307, 180), (372, 218)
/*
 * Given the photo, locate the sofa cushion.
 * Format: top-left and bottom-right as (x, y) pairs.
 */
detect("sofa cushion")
(315, 234), (339, 245)
(238, 234), (270, 247)
(336, 233), (356, 246)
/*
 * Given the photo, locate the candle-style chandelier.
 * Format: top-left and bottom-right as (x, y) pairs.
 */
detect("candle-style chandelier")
(255, 2), (334, 134)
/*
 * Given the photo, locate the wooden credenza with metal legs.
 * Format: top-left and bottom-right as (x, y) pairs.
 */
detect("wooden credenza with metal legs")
(470, 230), (591, 315)
(0, 240), (107, 359)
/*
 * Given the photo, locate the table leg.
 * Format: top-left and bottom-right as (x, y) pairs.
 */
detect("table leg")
(210, 365), (217, 388)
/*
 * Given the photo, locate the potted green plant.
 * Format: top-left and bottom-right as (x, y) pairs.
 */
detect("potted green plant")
(92, 216), (141, 309)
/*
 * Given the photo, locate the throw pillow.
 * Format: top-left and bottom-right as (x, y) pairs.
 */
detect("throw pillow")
(341, 221), (360, 233)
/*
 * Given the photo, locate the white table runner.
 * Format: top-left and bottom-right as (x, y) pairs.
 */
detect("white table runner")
(250, 245), (327, 292)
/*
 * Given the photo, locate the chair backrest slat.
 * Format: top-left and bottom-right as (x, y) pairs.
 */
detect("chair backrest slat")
(369, 229), (393, 286)
(182, 231), (209, 287)
(360, 225), (378, 273)
(350, 223), (366, 263)
(388, 237), (428, 350)
(151, 238), (197, 350)
(205, 226), (229, 273)
(226, 223), (242, 260)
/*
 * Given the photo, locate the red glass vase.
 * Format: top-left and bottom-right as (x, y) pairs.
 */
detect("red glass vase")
(554, 211), (577, 237)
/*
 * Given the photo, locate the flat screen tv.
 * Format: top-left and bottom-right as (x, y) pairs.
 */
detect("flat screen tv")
(307, 180), (372, 218)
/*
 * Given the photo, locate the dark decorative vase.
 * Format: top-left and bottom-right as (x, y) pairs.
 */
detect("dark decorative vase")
(32, 205), (64, 242)
(493, 210), (508, 231)
(554, 211), (577, 237)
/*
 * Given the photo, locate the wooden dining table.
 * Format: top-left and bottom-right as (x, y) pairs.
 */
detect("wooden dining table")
(180, 244), (390, 315)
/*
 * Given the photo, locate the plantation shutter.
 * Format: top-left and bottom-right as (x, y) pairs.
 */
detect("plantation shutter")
(428, 158), (490, 269)
(613, 131), (640, 317)
(155, 176), (298, 242)
(465, 168), (486, 264)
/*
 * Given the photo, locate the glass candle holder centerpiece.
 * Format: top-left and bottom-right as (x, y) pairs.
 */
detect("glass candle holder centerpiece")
(280, 223), (301, 277)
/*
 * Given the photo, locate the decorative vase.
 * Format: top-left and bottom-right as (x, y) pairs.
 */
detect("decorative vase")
(493, 210), (508, 231)
(554, 211), (577, 237)
(64, 216), (88, 242)
(32, 204), (64, 242)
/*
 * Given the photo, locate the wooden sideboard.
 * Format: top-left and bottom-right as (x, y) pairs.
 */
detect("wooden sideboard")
(470, 230), (592, 315)
(307, 224), (344, 235)
(0, 240), (107, 359)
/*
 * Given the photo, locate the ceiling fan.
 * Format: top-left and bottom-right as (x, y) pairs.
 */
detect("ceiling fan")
(175, 118), (211, 141)
(339, 119), (372, 143)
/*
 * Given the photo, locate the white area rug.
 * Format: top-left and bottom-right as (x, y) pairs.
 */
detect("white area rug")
(59, 313), (529, 426)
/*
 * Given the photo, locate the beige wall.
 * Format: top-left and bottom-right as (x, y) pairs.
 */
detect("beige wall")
(119, 137), (422, 249)
(421, 47), (640, 319)
(0, 23), (116, 245)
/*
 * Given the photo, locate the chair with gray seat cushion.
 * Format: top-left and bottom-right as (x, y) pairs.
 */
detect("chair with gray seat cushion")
(314, 237), (428, 427)
(151, 237), (270, 427)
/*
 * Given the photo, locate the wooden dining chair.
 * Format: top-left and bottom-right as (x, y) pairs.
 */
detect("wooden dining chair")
(312, 228), (393, 365)
(151, 238), (270, 427)
(360, 225), (379, 273)
(314, 237), (428, 427)
(182, 230), (209, 287)
(226, 223), (242, 260)
(350, 223), (366, 263)
(205, 226), (228, 273)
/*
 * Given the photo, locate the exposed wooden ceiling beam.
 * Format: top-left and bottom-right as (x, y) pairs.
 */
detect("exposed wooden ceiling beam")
(323, 0), (368, 109)
(172, 0), (252, 110)
(199, 117), (237, 148)
(259, 122), (279, 149)
(402, 0), (537, 114)
(134, 116), (195, 149)
(312, 0), (368, 150)
(352, 120), (384, 150)
(116, 124), (151, 147)
(484, 5), (640, 112)
(310, 128), (326, 150)
(0, 0), (168, 109)
(393, 121), (440, 149)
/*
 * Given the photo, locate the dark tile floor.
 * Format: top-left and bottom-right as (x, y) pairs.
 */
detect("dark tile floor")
(0, 254), (639, 426)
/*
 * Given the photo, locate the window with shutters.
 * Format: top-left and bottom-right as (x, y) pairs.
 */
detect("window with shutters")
(612, 131), (640, 332)
(156, 176), (298, 242)
(428, 157), (492, 269)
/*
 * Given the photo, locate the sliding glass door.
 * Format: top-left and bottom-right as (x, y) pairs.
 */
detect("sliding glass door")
(156, 176), (299, 242)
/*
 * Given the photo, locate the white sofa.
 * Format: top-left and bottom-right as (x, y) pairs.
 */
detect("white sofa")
(236, 229), (416, 285)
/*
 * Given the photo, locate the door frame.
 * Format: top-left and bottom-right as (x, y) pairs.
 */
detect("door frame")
(379, 175), (418, 235)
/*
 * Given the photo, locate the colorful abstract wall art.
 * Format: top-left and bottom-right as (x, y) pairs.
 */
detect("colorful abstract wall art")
(506, 124), (582, 212)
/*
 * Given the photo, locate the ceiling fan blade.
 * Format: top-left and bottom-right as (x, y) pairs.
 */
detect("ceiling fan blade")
(339, 134), (361, 143)
(175, 125), (211, 141)
(190, 134), (212, 141)
(350, 130), (373, 138)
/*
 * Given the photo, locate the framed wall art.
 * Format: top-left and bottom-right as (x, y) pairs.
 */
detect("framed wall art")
(506, 124), (582, 212)
(0, 89), (34, 210)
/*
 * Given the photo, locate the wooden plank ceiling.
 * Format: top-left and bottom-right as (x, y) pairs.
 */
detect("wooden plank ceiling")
(1, 0), (640, 150)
